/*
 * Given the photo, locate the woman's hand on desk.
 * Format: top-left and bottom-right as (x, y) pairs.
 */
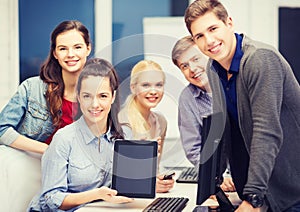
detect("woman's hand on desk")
(97, 187), (134, 204)
(156, 175), (175, 193)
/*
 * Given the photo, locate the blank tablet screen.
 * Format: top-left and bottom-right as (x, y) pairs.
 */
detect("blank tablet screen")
(111, 140), (158, 198)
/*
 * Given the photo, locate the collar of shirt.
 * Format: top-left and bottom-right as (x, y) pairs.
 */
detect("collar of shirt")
(188, 83), (210, 99)
(212, 33), (244, 80)
(76, 116), (112, 145)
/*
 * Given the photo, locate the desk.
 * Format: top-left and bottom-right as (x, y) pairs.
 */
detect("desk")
(77, 175), (241, 212)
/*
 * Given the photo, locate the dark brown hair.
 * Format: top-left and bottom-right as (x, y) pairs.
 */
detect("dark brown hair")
(39, 20), (91, 127)
(76, 58), (125, 140)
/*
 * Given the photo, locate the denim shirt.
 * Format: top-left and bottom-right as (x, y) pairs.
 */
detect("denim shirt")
(0, 76), (54, 145)
(178, 83), (212, 166)
(28, 116), (132, 212)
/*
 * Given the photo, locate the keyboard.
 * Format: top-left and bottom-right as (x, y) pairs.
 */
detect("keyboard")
(143, 197), (189, 212)
(176, 167), (198, 183)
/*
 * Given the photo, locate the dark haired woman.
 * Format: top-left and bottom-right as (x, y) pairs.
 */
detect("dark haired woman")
(0, 20), (91, 211)
(0, 20), (92, 153)
(28, 58), (133, 211)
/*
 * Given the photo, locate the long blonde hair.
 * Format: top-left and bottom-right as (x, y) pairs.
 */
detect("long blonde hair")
(120, 60), (165, 138)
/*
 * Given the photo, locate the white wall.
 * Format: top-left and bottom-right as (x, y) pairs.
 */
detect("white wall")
(94, 0), (112, 61)
(143, 17), (190, 139)
(208, 0), (277, 47)
(0, 0), (19, 110)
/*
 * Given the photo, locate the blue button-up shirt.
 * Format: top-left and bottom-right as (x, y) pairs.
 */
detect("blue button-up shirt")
(28, 116), (132, 212)
(178, 83), (212, 165)
(212, 33), (243, 124)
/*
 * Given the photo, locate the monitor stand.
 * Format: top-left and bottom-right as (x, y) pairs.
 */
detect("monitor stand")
(192, 186), (237, 212)
(215, 186), (236, 211)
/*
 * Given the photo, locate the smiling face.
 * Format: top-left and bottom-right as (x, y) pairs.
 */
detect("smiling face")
(177, 44), (209, 90)
(190, 11), (236, 70)
(78, 76), (115, 129)
(131, 70), (165, 111)
(53, 29), (91, 75)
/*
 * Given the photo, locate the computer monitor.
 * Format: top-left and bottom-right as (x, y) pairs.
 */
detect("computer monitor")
(195, 112), (237, 211)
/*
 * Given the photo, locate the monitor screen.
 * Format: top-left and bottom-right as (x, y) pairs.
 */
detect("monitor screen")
(195, 112), (237, 211)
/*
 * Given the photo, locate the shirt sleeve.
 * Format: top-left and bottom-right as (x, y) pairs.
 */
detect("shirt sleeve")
(39, 130), (71, 211)
(241, 49), (287, 195)
(178, 92), (202, 166)
(0, 80), (29, 145)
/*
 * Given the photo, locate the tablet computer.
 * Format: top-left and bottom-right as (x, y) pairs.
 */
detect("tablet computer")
(111, 139), (158, 198)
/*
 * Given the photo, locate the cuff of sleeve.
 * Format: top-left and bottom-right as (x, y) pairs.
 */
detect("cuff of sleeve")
(243, 186), (265, 198)
(189, 154), (200, 166)
(42, 192), (69, 210)
(0, 127), (20, 145)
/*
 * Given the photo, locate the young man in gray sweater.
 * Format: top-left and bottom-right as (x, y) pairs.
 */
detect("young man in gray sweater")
(172, 35), (235, 192)
(184, 0), (300, 211)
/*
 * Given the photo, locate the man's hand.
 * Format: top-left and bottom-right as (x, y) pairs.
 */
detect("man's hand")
(235, 200), (261, 212)
(220, 177), (236, 192)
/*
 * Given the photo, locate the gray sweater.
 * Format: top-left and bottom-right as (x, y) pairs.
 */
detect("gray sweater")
(208, 35), (300, 211)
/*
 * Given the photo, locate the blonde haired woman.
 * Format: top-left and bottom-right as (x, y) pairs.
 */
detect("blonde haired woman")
(118, 60), (174, 193)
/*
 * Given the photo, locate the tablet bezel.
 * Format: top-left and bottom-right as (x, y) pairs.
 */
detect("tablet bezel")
(111, 139), (158, 198)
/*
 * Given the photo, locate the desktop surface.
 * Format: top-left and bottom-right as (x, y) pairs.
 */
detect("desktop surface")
(77, 170), (241, 212)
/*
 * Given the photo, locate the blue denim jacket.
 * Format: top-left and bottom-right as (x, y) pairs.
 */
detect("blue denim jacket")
(0, 76), (54, 145)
